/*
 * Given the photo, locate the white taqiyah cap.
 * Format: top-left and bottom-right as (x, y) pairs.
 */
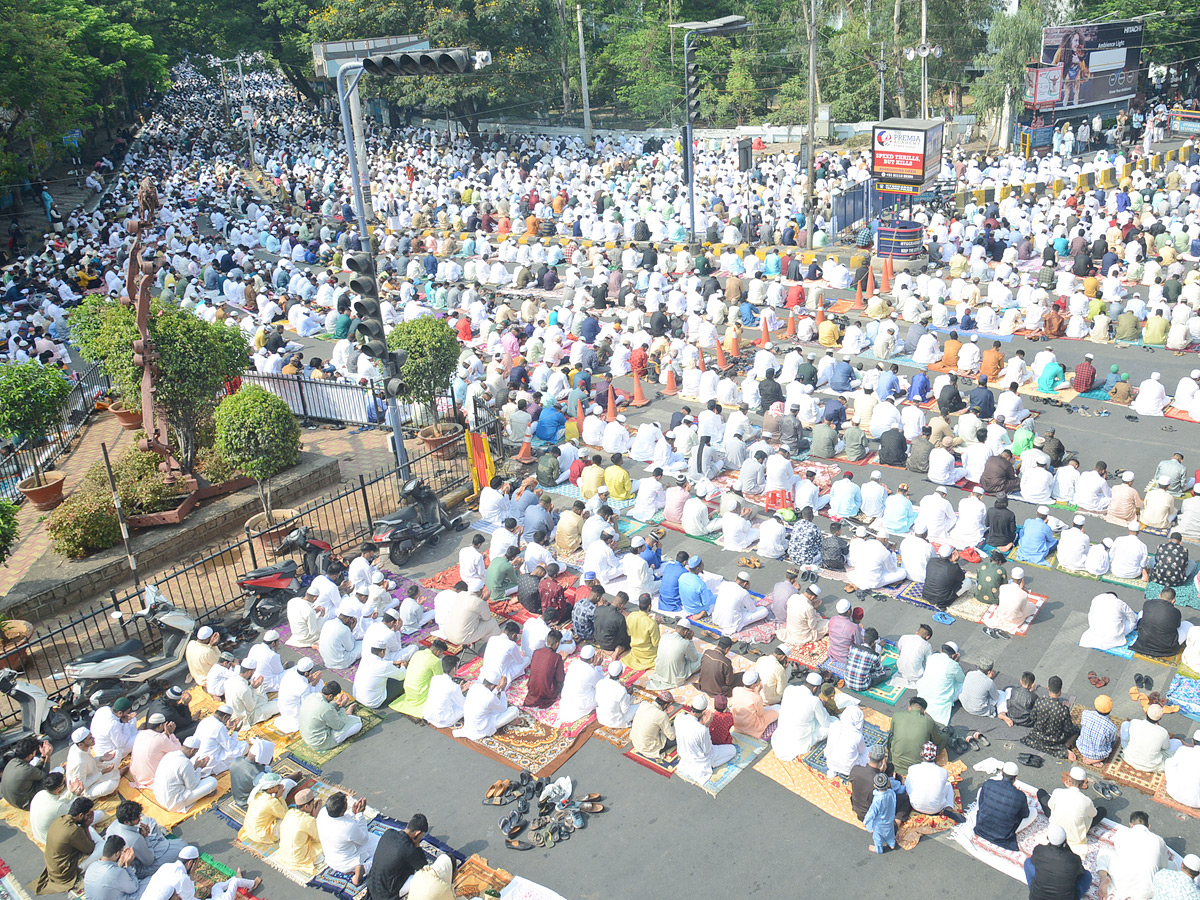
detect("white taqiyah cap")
(1122, 471), (1135, 482)
(71, 727), (90, 744)
(580, 645), (596, 660)
(743, 670), (760, 686)
(1073, 515), (1085, 526)
(1184, 854), (1200, 871)
(855, 526), (868, 538)
(808, 585), (822, 597)
(607, 661), (624, 677)
(196, 626), (214, 640)
(263, 630), (280, 642)
(1129, 522), (1140, 532)
(835, 598), (851, 614)
(1037, 505), (1049, 515)
(1012, 567), (1024, 579)
(338, 600), (360, 617)
(691, 695), (709, 711)
(1047, 824), (1067, 846)
(1069, 766), (1087, 781)
(1002, 761), (1019, 776)
(870, 471), (881, 480)
(178, 846), (199, 860)
(806, 672), (823, 686)
(297, 658), (315, 673)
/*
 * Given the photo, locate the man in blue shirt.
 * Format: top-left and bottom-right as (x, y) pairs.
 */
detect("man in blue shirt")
(830, 356), (860, 393)
(657, 551), (689, 613)
(534, 403), (566, 442)
(1016, 507), (1058, 565)
(638, 532), (663, 574)
(877, 365), (902, 401)
(907, 370), (932, 403)
(678, 556), (717, 616)
(578, 314), (600, 344)
(822, 396), (848, 429)
(969, 375), (996, 419)
(973, 763), (1032, 851)
(739, 299), (760, 327)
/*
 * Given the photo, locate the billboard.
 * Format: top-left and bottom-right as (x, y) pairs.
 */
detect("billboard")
(1040, 20), (1143, 109)
(1023, 64), (1062, 109)
(870, 119), (943, 186)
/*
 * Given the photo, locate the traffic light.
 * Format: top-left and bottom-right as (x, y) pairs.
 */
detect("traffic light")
(345, 252), (387, 361)
(363, 49), (483, 77)
(383, 349), (408, 398)
(685, 54), (702, 125)
(681, 127), (691, 182)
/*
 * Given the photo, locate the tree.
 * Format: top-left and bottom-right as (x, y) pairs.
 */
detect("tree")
(0, 362), (72, 486)
(386, 318), (461, 432)
(71, 298), (248, 472)
(214, 385), (301, 523)
(0, 500), (17, 567)
(973, 0), (1049, 121)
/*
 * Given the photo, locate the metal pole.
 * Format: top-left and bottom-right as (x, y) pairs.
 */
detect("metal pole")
(101, 443), (138, 589)
(219, 65), (230, 120)
(350, 85), (370, 195)
(236, 56), (257, 163)
(879, 43), (886, 121)
(577, 5), (593, 143)
(337, 62), (405, 475)
(920, 0), (928, 119)
(685, 31), (696, 243)
(806, 0), (817, 223)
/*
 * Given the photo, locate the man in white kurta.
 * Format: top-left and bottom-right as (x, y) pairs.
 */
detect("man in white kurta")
(721, 504), (760, 552)
(557, 648), (603, 722)
(319, 606), (363, 670)
(287, 588), (325, 648)
(224, 660), (279, 728)
(479, 625), (529, 686)
(276, 659), (321, 734)
(89, 702), (138, 763)
(771, 674), (833, 762)
(316, 799), (380, 877)
(1076, 465), (1113, 513)
(676, 696), (738, 783)
(712, 573), (768, 634)
(915, 487), (958, 541)
(1131, 372), (1169, 417)
(629, 471), (666, 522)
(948, 489), (988, 549)
(1078, 592), (1138, 651)
(424, 670), (466, 728)
(846, 530), (906, 590)
(153, 740), (219, 813)
(192, 708), (247, 775)
(66, 728), (121, 799)
(899, 530), (935, 583)
(453, 679), (521, 740)
(595, 662), (641, 728)
(1057, 517), (1091, 572)
(245, 631), (286, 692)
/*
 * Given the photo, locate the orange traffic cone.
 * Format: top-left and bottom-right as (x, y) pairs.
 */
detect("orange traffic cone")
(729, 331), (741, 359)
(816, 302), (825, 326)
(755, 316), (770, 347)
(880, 257), (891, 294)
(663, 366), (679, 396)
(605, 385), (618, 422)
(630, 370), (651, 407)
(885, 254), (895, 288)
(865, 266), (875, 296)
(577, 399), (586, 435)
(715, 340), (729, 370)
(697, 344), (706, 373)
(854, 281), (864, 310)
(515, 423), (536, 465)
(786, 309), (797, 339)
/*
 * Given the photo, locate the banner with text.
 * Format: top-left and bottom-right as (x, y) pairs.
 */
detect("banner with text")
(1040, 20), (1143, 110)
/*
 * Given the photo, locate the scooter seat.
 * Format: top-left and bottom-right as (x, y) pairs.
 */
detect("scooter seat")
(376, 508), (417, 525)
(241, 559), (298, 579)
(72, 639), (145, 664)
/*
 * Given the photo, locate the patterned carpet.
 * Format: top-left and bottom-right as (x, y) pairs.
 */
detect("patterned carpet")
(893, 581), (990, 623)
(676, 732), (769, 796)
(978, 593), (1047, 637)
(1167, 673), (1200, 724)
(622, 747), (680, 777)
(802, 719), (888, 772)
(819, 645), (907, 705)
(287, 706), (385, 769)
(1146, 579), (1200, 610)
(117, 770), (231, 829)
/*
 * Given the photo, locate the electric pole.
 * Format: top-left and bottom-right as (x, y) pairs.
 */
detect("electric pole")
(806, 0), (817, 221)
(577, 5), (592, 142)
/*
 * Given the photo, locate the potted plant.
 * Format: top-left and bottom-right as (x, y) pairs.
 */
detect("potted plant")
(386, 318), (464, 459)
(0, 615), (36, 670)
(0, 361), (72, 509)
(214, 384), (302, 556)
(109, 399), (145, 430)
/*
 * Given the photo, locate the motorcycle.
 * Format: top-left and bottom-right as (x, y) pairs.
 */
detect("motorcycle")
(236, 526), (338, 628)
(0, 669), (73, 756)
(371, 477), (469, 566)
(55, 586), (194, 714)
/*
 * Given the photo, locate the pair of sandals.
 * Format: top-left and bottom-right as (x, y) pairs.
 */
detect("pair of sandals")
(1141, 346), (1157, 354)
(499, 810), (527, 841)
(737, 555), (763, 569)
(948, 730), (989, 754)
(982, 626), (1012, 640)
(1134, 673), (1155, 691)
(1087, 671), (1110, 688)
(1092, 779), (1123, 800)
(1018, 752), (1044, 768)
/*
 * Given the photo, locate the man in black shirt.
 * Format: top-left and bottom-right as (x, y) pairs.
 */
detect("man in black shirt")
(1025, 825), (1089, 900)
(984, 496), (1018, 551)
(366, 813), (437, 900)
(516, 565), (544, 614)
(758, 370), (784, 413)
(145, 685), (196, 738)
(1131, 590), (1183, 658)
(938, 376), (966, 418)
(877, 428), (907, 466)
(1006, 672), (1038, 727)
(923, 546), (966, 609)
(592, 594), (630, 655)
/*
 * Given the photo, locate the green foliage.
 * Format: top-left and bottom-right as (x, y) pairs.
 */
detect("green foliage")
(973, 0), (1049, 120)
(69, 298), (248, 472)
(0, 500), (17, 567)
(0, 362), (72, 444)
(45, 447), (182, 559)
(386, 318), (461, 423)
(214, 386), (301, 519)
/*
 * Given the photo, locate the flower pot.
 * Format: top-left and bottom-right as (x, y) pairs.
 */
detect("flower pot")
(246, 508), (299, 560)
(18, 473), (65, 511)
(418, 423), (464, 460)
(109, 401), (143, 431)
(0, 620), (36, 670)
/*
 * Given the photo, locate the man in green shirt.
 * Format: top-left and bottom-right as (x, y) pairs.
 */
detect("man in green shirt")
(537, 447), (561, 487)
(298, 682), (362, 752)
(485, 545), (521, 599)
(1011, 423), (1035, 457)
(886, 696), (946, 776)
(391, 642), (446, 718)
(974, 551), (1010, 605)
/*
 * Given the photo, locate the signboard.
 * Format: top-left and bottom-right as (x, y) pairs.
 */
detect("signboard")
(62, 128), (83, 148)
(870, 118), (943, 186)
(1040, 20), (1143, 109)
(1169, 111), (1200, 136)
(874, 181), (925, 195)
(1023, 64), (1062, 109)
(241, 105), (253, 124)
(312, 35), (429, 77)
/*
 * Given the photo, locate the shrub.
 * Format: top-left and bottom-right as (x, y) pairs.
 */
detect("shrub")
(0, 500), (17, 566)
(193, 446), (238, 484)
(46, 488), (120, 559)
(215, 386), (301, 522)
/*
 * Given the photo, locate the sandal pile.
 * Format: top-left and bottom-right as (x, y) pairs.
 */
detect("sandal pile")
(486, 770), (608, 851)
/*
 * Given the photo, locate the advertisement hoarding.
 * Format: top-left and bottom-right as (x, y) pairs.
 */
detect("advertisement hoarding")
(1023, 64), (1062, 109)
(1040, 20), (1143, 109)
(870, 119), (943, 186)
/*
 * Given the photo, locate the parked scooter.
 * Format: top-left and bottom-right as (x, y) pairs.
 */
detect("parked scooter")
(236, 526), (338, 627)
(371, 478), (468, 566)
(55, 585), (194, 714)
(0, 669), (73, 755)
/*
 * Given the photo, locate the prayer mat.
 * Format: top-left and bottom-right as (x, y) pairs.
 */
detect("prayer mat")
(657, 517), (723, 545)
(753, 750), (861, 827)
(288, 706), (385, 769)
(1051, 501), (1079, 511)
(591, 687), (660, 749)
(858, 350), (922, 367)
(1167, 673), (1200, 724)
(622, 746), (680, 777)
(802, 719), (889, 773)
(1152, 778), (1200, 819)
(978, 593), (1047, 637)
(452, 855), (514, 899)
(545, 483), (636, 510)
(0, 794), (119, 850)
(117, 770), (231, 829)
(833, 451), (878, 467)
(930, 325), (1012, 343)
(1080, 628), (1179, 666)
(432, 713), (598, 778)
(952, 477), (984, 493)
(627, 509), (665, 525)
(194, 853), (270, 900)
(188, 691), (224, 719)
(1099, 572), (1149, 591)
(248, 717), (301, 760)
(1146, 579), (1200, 610)
(952, 786), (1180, 899)
(422, 564), (462, 591)
(787, 637), (830, 668)
(820, 646), (906, 705)
(1102, 752), (1165, 796)
(1166, 406), (1200, 424)
(1077, 387), (1118, 401)
(893, 581), (989, 624)
(1055, 564), (1100, 581)
(686, 592), (776, 643)
(0, 861), (33, 900)
(677, 732), (768, 796)
(1017, 383), (1079, 404)
(308, 815), (463, 900)
(824, 299), (856, 315)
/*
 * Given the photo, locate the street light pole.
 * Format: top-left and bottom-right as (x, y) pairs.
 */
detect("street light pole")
(806, 0), (817, 221)
(235, 55), (257, 164)
(576, 5), (593, 143)
(920, 0), (928, 119)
